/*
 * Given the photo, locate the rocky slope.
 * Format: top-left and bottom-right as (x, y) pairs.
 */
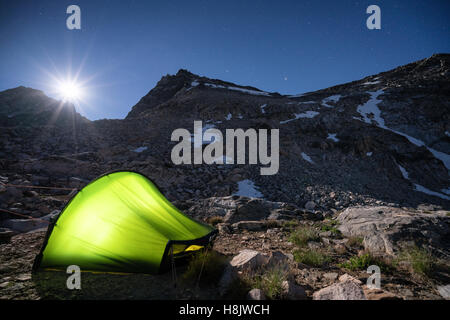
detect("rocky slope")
(0, 54), (449, 300)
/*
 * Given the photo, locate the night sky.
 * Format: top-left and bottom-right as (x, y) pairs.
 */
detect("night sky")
(0, 0), (449, 120)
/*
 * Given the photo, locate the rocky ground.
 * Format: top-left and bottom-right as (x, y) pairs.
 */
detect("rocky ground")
(0, 54), (449, 300)
(0, 195), (449, 300)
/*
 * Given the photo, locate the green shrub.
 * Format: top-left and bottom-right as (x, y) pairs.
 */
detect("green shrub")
(346, 237), (364, 248)
(395, 246), (434, 277)
(247, 264), (289, 300)
(320, 219), (341, 237)
(181, 250), (228, 286)
(339, 253), (374, 270)
(293, 249), (332, 267)
(282, 220), (300, 230)
(289, 226), (319, 247)
(339, 253), (392, 272)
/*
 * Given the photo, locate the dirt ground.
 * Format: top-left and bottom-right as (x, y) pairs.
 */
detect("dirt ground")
(0, 226), (447, 300)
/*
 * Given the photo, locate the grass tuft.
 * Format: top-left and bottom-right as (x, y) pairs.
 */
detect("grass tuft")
(181, 250), (228, 286)
(245, 264), (289, 300)
(338, 253), (392, 272)
(293, 248), (332, 267)
(289, 226), (319, 247)
(346, 237), (364, 248)
(395, 246), (434, 277)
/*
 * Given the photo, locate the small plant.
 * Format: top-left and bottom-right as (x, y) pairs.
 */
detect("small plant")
(289, 226), (319, 247)
(346, 237), (364, 248)
(247, 264), (289, 300)
(282, 220), (300, 230)
(320, 219), (341, 236)
(181, 250), (228, 286)
(339, 253), (374, 271)
(323, 219), (339, 227)
(395, 246), (434, 277)
(339, 253), (391, 272)
(293, 248), (332, 267)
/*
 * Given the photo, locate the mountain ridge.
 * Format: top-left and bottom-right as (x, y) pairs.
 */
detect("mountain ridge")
(0, 53), (449, 210)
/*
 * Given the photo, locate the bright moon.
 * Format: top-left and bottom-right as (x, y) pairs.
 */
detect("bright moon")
(57, 81), (83, 101)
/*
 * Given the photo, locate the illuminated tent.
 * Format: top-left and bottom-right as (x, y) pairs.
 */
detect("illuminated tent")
(32, 171), (216, 274)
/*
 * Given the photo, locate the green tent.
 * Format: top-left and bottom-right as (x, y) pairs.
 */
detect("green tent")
(32, 171), (217, 274)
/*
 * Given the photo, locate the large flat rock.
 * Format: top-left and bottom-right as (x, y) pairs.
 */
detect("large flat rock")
(337, 206), (450, 257)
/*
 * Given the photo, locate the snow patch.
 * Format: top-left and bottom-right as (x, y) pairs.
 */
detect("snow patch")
(280, 111), (319, 124)
(288, 93), (305, 98)
(299, 101), (317, 104)
(133, 146), (148, 153)
(228, 86), (270, 96)
(362, 80), (381, 86)
(327, 133), (339, 142)
(233, 179), (263, 198)
(322, 94), (342, 108)
(205, 83), (226, 89)
(186, 81), (200, 91)
(395, 163), (449, 200)
(204, 82), (270, 96)
(414, 184), (450, 201)
(301, 152), (314, 164)
(356, 90), (385, 126)
(398, 164), (410, 180)
(355, 91), (450, 172)
(366, 152), (373, 156)
(260, 104), (267, 114)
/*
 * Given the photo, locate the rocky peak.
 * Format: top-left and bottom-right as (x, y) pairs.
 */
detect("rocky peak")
(0, 86), (88, 127)
(126, 69), (198, 119)
(125, 68), (275, 119)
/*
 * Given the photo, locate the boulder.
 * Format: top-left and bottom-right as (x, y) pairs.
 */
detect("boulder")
(437, 285), (450, 300)
(363, 287), (402, 300)
(305, 201), (316, 211)
(231, 220), (267, 232)
(266, 251), (291, 268)
(281, 280), (307, 300)
(225, 199), (271, 224)
(338, 273), (362, 284)
(247, 288), (266, 300)
(313, 281), (367, 300)
(337, 206), (450, 257)
(218, 264), (238, 295)
(185, 196), (286, 223)
(1, 218), (48, 233)
(0, 228), (15, 243)
(1, 211), (57, 233)
(322, 272), (339, 281)
(229, 249), (268, 271)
